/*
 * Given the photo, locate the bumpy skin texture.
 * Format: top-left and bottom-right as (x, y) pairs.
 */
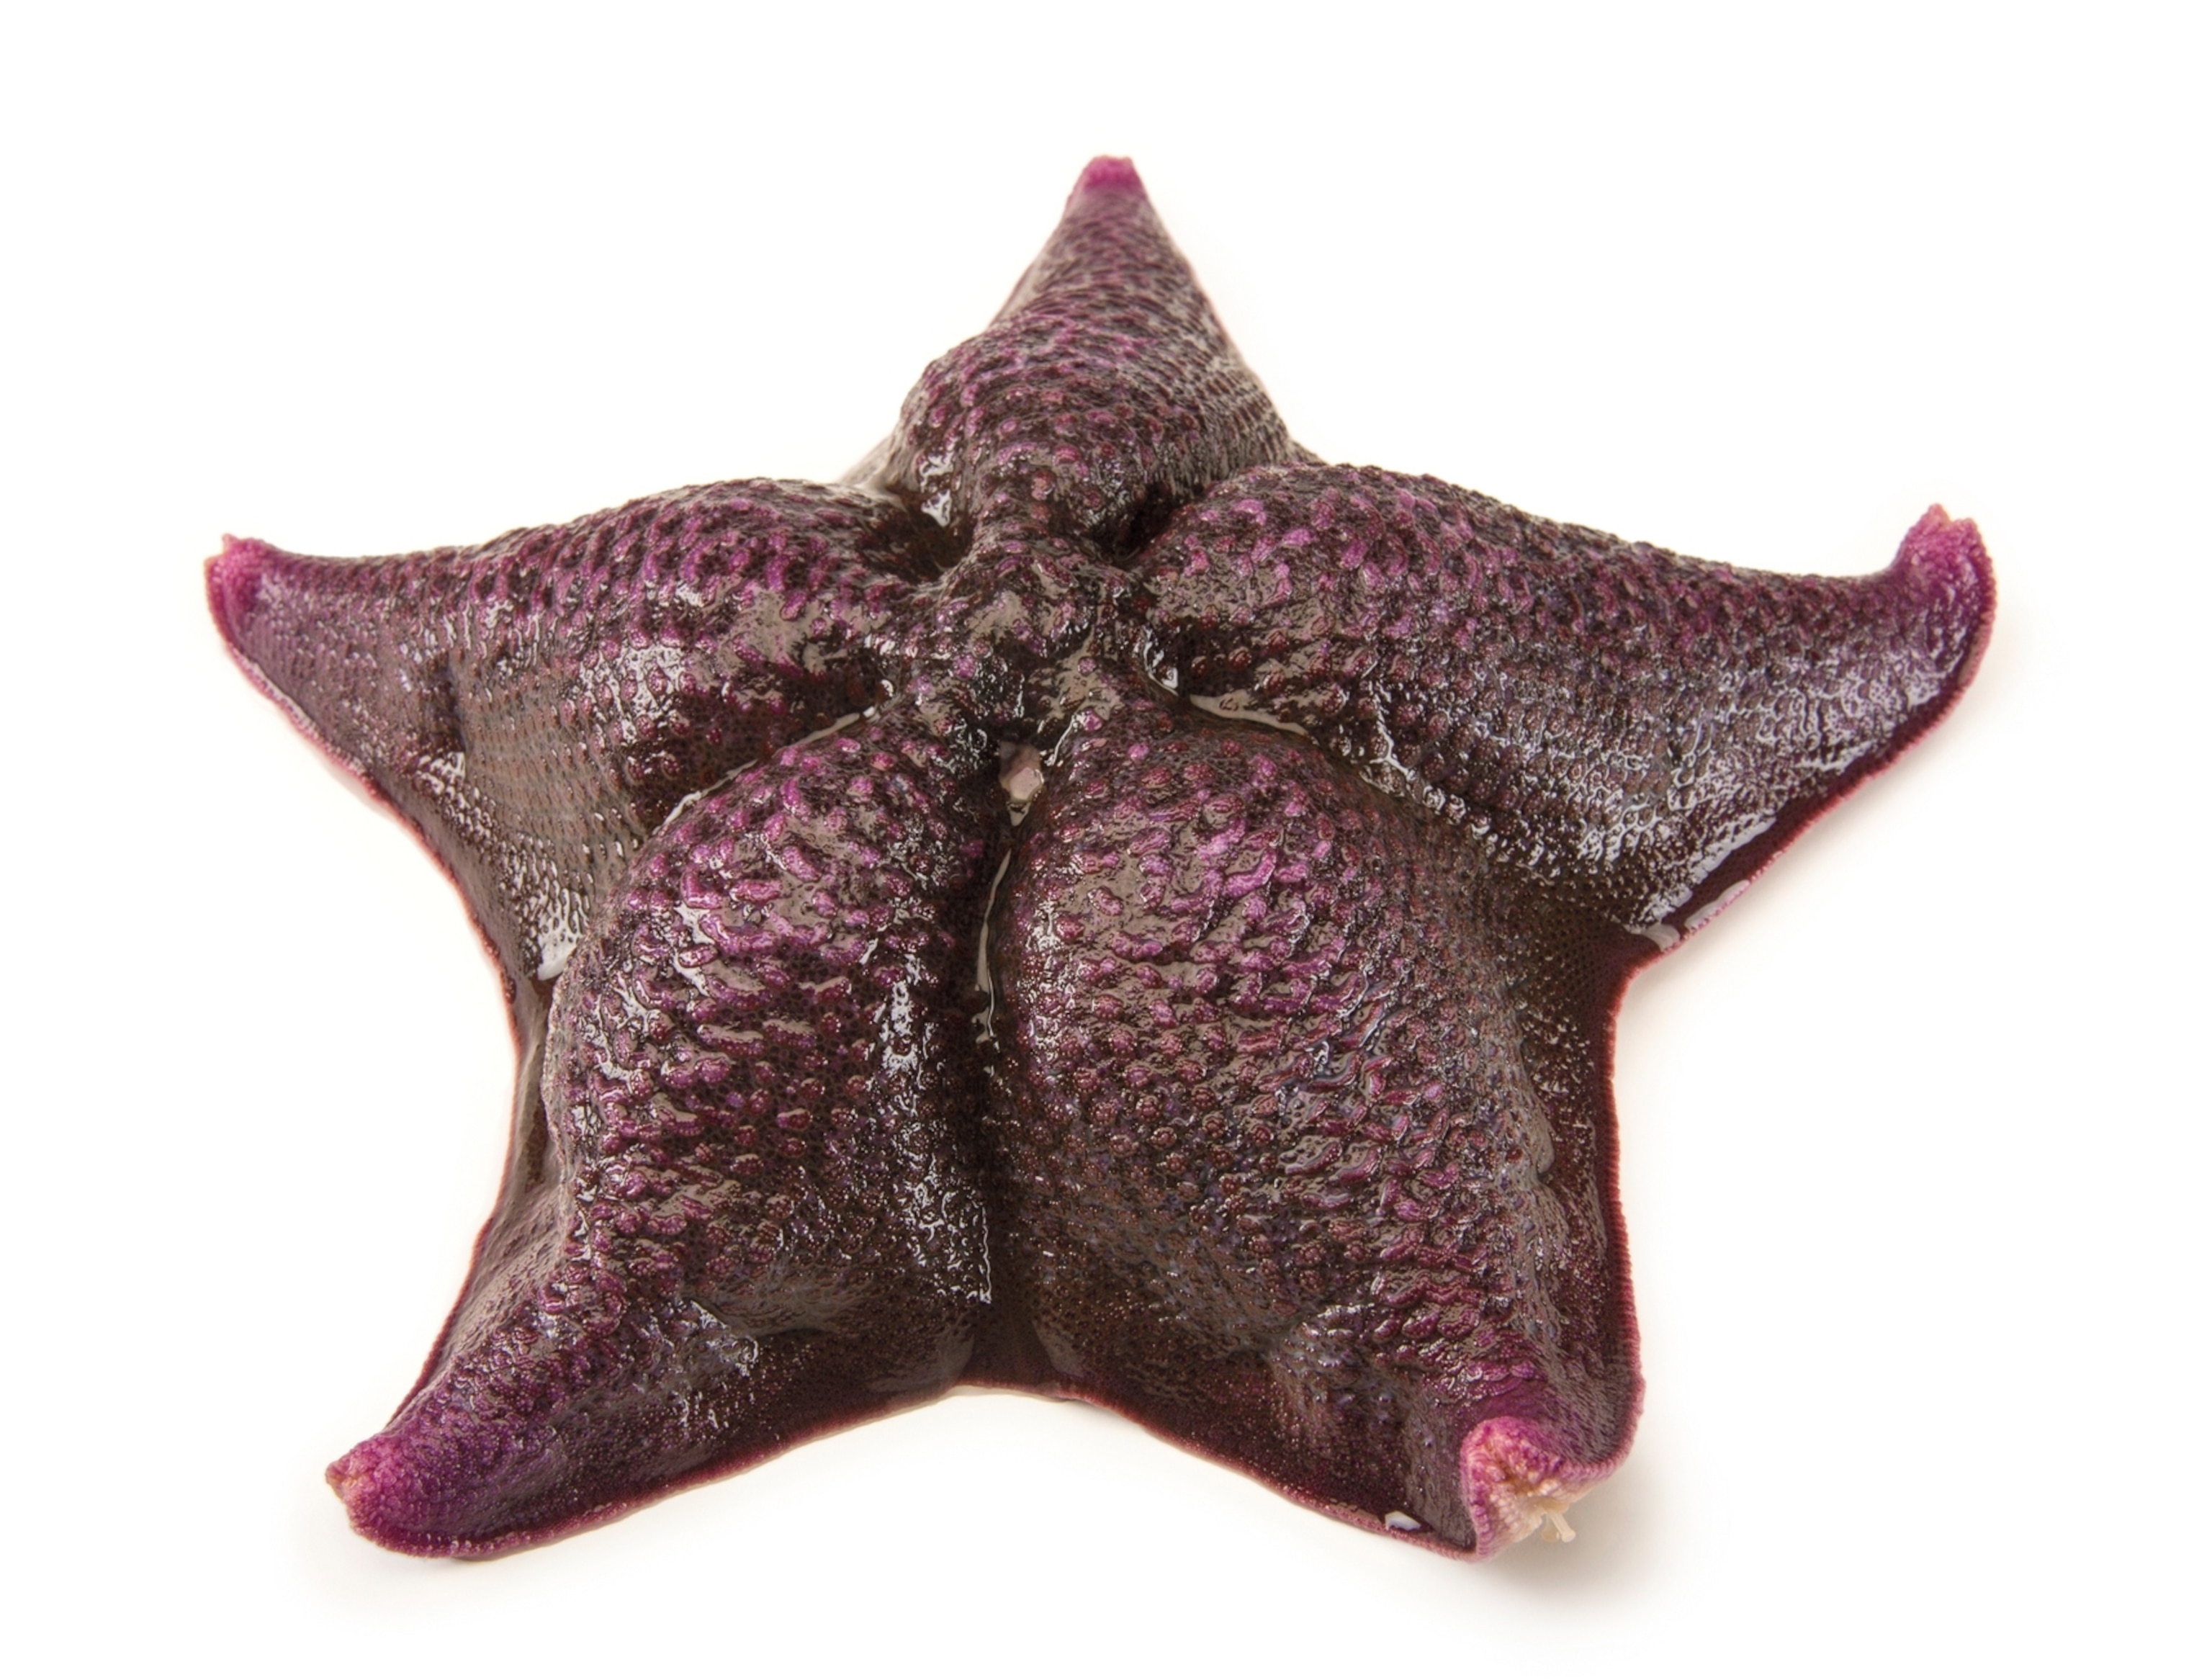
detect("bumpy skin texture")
(207, 157), (1995, 1558)
(989, 693), (1635, 1550)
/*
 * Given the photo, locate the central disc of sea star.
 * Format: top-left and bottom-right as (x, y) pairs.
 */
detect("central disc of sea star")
(207, 156), (1993, 1558)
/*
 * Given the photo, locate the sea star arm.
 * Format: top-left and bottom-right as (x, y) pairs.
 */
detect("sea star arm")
(1138, 465), (1995, 934)
(986, 690), (1638, 1555)
(329, 714), (998, 1555)
(206, 478), (950, 1002)
(871, 157), (1300, 553)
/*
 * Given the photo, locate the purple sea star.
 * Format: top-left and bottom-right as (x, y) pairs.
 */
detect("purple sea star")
(207, 156), (1993, 1559)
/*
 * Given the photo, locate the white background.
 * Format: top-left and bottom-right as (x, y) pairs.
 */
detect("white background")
(4, 4), (2204, 1674)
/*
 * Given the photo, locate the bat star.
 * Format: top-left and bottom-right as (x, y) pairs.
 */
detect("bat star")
(207, 156), (1993, 1558)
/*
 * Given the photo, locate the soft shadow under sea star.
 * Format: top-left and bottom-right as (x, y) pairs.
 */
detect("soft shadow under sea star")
(207, 156), (1993, 1558)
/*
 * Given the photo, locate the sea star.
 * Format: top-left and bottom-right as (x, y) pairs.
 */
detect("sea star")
(207, 156), (1993, 1559)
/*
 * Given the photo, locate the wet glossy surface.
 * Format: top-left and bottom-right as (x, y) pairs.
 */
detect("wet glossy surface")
(207, 156), (1993, 1558)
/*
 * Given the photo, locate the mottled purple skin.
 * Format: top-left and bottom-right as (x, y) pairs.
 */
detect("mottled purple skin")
(207, 156), (1994, 1558)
